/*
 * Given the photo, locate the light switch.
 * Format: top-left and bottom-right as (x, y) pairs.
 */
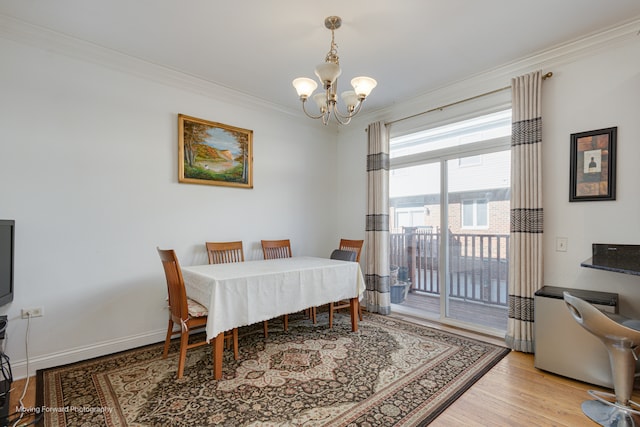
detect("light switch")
(556, 237), (568, 252)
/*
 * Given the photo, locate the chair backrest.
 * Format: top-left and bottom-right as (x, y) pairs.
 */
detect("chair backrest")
(330, 249), (357, 262)
(564, 292), (640, 345)
(157, 248), (189, 322)
(339, 239), (364, 262)
(206, 241), (244, 264)
(261, 239), (292, 259)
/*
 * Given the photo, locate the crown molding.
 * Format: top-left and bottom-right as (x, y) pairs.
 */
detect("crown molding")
(360, 17), (640, 127)
(0, 13), (303, 119)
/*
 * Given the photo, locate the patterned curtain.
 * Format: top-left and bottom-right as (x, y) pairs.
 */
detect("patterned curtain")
(505, 70), (544, 353)
(364, 121), (391, 315)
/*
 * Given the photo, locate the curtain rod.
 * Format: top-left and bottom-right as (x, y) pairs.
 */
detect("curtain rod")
(385, 71), (553, 127)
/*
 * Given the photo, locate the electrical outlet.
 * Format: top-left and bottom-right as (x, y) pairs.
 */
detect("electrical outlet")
(21, 307), (44, 318)
(556, 237), (568, 252)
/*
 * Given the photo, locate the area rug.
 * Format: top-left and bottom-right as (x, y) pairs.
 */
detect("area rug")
(36, 313), (509, 426)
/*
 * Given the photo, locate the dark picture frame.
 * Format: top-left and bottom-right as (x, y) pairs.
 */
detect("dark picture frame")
(178, 114), (253, 188)
(569, 127), (616, 202)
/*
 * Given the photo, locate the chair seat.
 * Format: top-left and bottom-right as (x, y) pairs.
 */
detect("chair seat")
(622, 319), (640, 331)
(187, 298), (208, 317)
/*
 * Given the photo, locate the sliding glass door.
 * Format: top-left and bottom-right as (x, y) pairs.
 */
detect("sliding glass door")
(390, 162), (441, 316)
(444, 151), (510, 330)
(389, 110), (511, 334)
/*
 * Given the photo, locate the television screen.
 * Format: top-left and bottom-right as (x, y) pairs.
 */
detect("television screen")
(0, 220), (14, 307)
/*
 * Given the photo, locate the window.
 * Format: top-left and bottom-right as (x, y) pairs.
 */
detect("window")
(462, 199), (488, 228)
(390, 110), (512, 159)
(394, 207), (426, 231)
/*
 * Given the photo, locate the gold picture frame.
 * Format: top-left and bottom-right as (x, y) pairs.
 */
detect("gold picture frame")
(178, 114), (253, 188)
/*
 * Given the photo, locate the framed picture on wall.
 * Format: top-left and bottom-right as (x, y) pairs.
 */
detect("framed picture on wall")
(178, 114), (253, 188)
(569, 127), (616, 202)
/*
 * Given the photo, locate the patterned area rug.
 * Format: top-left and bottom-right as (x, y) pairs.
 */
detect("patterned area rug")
(36, 313), (509, 426)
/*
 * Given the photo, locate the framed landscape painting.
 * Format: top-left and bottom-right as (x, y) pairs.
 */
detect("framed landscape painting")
(569, 127), (616, 202)
(178, 114), (253, 188)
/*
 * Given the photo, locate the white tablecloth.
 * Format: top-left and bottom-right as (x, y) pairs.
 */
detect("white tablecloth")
(181, 256), (366, 340)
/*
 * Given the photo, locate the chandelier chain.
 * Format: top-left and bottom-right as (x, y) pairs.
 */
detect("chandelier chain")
(325, 29), (340, 65)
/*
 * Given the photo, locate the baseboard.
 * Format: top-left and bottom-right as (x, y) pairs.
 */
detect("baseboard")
(9, 329), (167, 380)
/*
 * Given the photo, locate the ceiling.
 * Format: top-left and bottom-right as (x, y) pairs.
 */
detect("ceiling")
(2, 0), (640, 115)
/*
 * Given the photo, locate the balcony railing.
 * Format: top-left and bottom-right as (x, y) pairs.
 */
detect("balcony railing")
(391, 227), (510, 307)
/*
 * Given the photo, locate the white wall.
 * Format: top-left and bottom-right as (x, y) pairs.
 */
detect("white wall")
(542, 36), (640, 316)
(338, 22), (640, 319)
(0, 32), (342, 377)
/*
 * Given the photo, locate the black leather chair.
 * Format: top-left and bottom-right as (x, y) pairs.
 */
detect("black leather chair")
(326, 249), (358, 327)
(330, 249), (357, 262)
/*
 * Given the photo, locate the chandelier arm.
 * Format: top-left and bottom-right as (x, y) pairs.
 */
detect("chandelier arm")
(332, 110), (352, 125)
(332, 99), (364, 121)
(350, 100), (365, 116)
(301, 99), (327, 120)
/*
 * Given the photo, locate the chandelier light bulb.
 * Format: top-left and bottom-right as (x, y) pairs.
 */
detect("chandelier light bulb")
(313, 93), (328, 112)
(341, 91), (359, 111)
(314, 62), (342, 87)
(292, 77), (318, 99)
(351, 76), (377, 98)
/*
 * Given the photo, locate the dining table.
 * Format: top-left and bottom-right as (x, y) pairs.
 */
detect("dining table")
(181, 256), (366, 379)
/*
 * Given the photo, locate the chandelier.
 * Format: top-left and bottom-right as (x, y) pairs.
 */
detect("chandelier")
(292, 16), (377, 125)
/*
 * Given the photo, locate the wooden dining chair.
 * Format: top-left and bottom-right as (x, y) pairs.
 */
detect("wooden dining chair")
(157, 247), (238, 379)
(328, 239), (364, 328)
(338, 239), (364, 263)
(205, 240), (269, 338)
(261, 239), (292, 260)
(260, 239), (292, 334)
(206, 241), (244, 264)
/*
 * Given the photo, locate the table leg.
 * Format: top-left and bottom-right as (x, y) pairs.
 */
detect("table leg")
(212, 332), (224, 380)
(350, 298), (359, 332)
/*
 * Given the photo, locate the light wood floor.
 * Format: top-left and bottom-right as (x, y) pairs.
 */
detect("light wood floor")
(7, 375), (37, 424)
(8, 319), (638, 426)
(395, 313), (639, 426)
(432, 350), (609, 426)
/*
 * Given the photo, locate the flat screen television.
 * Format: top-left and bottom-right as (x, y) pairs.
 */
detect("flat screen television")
(0, 220), (14, 307)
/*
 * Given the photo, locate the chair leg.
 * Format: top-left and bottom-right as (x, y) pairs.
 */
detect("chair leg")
(177, 330), (189, 379)
(329, 302), (335, 328)
(232, 328), (239, 360)
(263, 320), (268, 338)
(358, 300), (363, 321)
(163, 319), (174, 359)
(610, 346), (637, 406)
(311, 307), (317, 324)
(283, 314), (288, 331)
(305, 307), (317, 324)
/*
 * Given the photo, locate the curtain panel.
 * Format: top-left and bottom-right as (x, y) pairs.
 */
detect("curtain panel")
(364, 121), (391, 315)
(505, 70), (544, 353)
